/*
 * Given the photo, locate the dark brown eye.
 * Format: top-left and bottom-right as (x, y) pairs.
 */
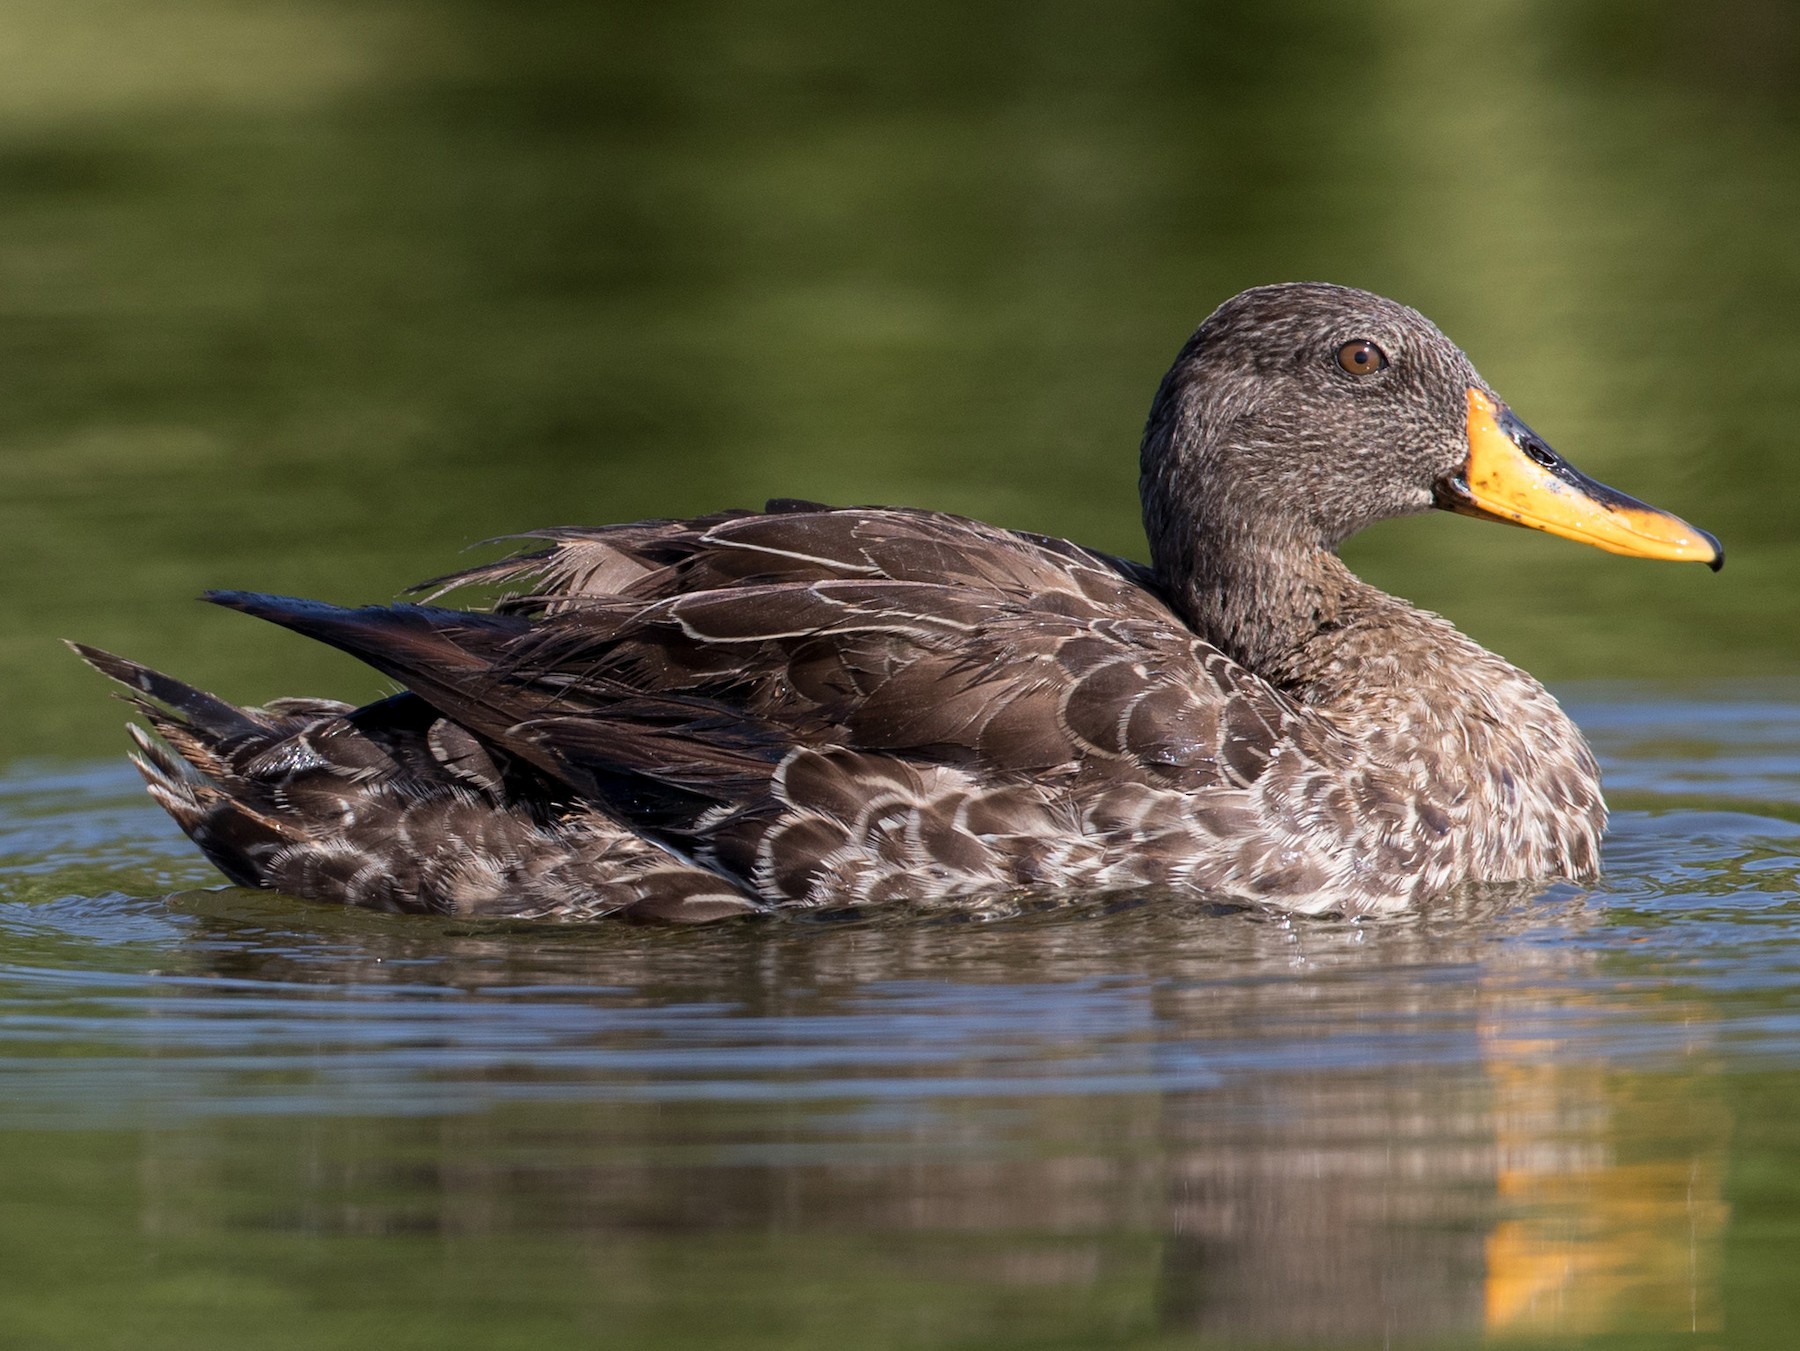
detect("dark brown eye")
(1337, 340), (1387, 376)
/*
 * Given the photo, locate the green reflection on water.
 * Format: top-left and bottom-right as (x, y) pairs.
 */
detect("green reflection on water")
(0, 858), (1781, 1349)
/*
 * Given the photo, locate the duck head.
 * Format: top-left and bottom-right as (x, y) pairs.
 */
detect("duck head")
(1140, 282), (1721, 574)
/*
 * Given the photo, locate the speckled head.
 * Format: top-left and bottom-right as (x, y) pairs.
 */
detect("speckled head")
(1140, 281), (1721, 571)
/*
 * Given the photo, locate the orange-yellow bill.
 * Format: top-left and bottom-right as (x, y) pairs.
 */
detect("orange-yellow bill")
(1436, 389), (1722, 570)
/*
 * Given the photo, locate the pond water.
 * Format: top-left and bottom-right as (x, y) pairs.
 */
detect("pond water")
(6, 688), (1800, 1347)
(6, 2), (1800, 1347)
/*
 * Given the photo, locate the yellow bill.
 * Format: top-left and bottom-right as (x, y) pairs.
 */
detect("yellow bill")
(1436, 389), (1722, 570)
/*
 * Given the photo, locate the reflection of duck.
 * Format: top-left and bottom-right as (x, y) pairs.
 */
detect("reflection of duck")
(75, 284), (1720, 919)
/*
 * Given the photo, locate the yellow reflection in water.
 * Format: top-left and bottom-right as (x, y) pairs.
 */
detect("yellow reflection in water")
(1480, 1031), (1729, 1338)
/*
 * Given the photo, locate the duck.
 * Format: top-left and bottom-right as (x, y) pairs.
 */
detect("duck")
(74, 283), (1721, 920)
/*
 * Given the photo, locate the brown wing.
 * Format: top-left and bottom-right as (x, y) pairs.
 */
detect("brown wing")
(240, 505), (1303, 807)
(453, 504), (1298, 780)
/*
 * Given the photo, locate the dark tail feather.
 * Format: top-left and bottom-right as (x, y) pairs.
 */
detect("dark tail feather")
(68, 642), (267, 746)
(199, 590), (586, 790)
(203, 590), (526, 674)
(68, 642), (301, 884)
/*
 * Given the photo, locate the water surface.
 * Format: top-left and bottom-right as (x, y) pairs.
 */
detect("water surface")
(3, 689), (1799, 1347)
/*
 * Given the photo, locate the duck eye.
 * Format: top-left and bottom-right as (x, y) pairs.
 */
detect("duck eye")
(1336, 340), (1387, 376)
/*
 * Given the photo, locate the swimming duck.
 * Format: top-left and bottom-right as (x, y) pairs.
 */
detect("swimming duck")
(75, 283), (1720, 920)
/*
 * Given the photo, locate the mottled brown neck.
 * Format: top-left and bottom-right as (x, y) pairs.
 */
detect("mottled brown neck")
(1155, 530), (1402, 696)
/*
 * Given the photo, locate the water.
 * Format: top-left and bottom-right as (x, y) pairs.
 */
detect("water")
(7, 1), (1800, 1346)
(3, 692), (1798, 1347)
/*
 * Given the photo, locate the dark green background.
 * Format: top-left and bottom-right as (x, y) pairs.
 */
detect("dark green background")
(4, 0), (1792, 760)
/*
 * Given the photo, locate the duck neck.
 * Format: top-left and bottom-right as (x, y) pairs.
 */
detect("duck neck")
(1156, 528), (1394, 696)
